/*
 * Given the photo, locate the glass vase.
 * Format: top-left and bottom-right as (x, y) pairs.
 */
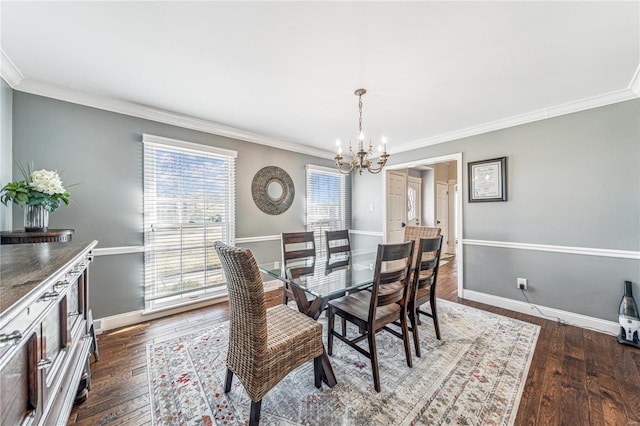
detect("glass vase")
(24, 204), (49, 232)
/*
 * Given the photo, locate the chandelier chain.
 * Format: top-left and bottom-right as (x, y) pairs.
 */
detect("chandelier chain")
(358, 94), (363, 136)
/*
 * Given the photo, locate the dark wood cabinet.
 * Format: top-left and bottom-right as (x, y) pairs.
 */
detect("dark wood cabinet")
(1, 229), (74, 245)
(0, 241), (97, 425)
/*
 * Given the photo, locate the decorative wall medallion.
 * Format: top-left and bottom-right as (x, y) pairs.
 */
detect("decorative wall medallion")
(251, 166), (295, 215)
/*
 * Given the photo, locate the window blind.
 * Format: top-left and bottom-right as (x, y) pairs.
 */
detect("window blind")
(143, 134), (236, 310)
(305, 165), (348, 254)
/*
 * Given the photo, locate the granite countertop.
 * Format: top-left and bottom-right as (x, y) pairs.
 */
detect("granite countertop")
(0, 240), (98, 316)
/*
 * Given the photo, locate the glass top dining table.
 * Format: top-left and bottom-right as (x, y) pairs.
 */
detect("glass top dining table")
(259, 249), (378, 303)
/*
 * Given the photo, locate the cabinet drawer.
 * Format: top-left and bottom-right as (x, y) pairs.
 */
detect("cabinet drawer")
(0, 331), (39, 425)
(41, 296), (68, 403)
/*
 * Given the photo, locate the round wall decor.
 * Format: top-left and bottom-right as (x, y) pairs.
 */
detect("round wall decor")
(251, 166), (295, 215)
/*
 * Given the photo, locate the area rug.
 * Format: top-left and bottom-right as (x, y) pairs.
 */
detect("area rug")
(147, 299), (539, 425)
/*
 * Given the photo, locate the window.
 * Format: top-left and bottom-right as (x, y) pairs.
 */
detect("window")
(143, 134), (236, 311)
(305, 165), (349, 254)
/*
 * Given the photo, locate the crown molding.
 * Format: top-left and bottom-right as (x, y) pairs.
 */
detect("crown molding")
(393, 87), (640, 154)
(5, 50), (638, 157)
(0, 49), (24, 88)
(10, 77), (336, 160)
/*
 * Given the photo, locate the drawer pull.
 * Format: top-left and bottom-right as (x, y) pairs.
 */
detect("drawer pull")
(37, 358), (53, 370)
(40, 291), (60, 301)
(54, 280), (69, 291)
(0, 330), (22, 347)
(72, 263), (87, 274)
(68, 311), (80, 317)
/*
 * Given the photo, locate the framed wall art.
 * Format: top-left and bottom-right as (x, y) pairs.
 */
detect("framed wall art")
(468, 157), (507, 202)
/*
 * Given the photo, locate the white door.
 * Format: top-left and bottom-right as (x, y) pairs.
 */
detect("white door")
(407, 176), (422, 226)
(386, 171), (407, 243)
(436, 182), (449, 254)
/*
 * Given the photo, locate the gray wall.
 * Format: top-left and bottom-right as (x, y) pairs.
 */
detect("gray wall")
(352, 99), (640, 322)
(0, 79), (12, 231)
(11, 92), (339, 318)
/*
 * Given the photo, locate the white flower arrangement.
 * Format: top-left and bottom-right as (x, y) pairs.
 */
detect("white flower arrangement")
(0, 163), (71, 212)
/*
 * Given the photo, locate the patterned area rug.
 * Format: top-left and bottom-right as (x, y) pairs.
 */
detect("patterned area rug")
(147, 299), (539, 425)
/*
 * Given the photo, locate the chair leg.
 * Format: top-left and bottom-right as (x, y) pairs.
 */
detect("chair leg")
(327, 307), (335, 355)
(342, 317), (347, 336)
(249, 399), (262, 426)
(410, 307), (421, 358)
(431, 294), (441, 340)
(224, 368), (233, 392)
(313, 355), (322, 388)
(400, 309), (413, 368)
(282, 284), (288, 305)
(368, 329), (381, 392)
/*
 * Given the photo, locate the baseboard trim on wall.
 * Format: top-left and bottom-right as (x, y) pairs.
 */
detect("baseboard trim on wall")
(462, 239), (640, 260)
(462, 289), (619, 336)
(94, 279), (282, 334)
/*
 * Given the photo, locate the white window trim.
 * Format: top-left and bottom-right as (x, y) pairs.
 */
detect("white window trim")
(143, 133), (238, 158)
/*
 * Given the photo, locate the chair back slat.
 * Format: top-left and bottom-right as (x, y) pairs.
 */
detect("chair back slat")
(370, 241), (414, 316)
(213, 241), (268, 358)
(281, 231), (316, 277)
(325, 230), (351, 256)
(325, 229), (351, 270)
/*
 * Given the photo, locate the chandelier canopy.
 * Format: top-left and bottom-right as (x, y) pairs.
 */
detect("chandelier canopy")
(335, 89), (389, 175)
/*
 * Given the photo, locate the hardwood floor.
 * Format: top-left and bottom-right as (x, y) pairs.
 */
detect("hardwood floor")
(69, 258), (640, 425)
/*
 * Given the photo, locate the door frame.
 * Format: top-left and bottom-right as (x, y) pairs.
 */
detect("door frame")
(381, 152), (464, 297)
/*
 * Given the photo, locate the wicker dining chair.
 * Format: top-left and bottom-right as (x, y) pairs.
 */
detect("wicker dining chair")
(408, 236), (443, 356)
(213, 241), (324, 426)
(404, 225), (441, 267)
(327, 241), (414, 392)
(281, 231), (316, 305)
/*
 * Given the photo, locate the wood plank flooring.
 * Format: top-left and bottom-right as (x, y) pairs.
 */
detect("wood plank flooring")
(69, 258), (640, 425)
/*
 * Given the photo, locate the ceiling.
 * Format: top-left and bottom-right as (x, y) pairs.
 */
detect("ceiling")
(2, 2), (638, 159)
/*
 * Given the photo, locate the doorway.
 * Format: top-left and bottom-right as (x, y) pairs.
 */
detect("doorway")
(382, 153), (463, 297)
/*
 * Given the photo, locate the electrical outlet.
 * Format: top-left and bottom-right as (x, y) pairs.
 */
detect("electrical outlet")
(517, 278), (528, 290)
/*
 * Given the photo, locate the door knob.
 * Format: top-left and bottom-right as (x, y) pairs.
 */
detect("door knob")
(401, 222), (406, 227)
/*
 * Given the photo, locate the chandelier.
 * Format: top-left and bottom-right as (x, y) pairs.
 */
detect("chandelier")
(335, 88), (389, 175)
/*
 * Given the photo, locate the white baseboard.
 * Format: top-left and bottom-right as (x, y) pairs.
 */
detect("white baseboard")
(95, 279), (282, 334)
(462, 290), (619, 335)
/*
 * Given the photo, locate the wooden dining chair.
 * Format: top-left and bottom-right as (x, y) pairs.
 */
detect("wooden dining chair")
(326, 241), (414, 392)
(408, 236), (443, 357)
(281, 231), (316, 305)
(325, 229), (351, 271)
(213, 241), (324, 426)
